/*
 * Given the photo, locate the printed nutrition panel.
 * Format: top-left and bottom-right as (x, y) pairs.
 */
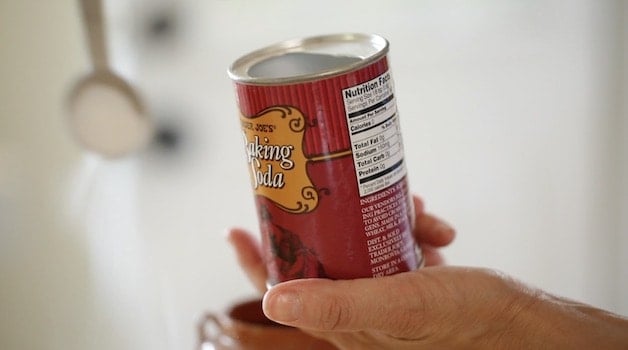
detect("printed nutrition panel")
(343, 71), (406, 197)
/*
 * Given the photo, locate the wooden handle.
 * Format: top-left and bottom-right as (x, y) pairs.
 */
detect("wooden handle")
(79, 0), (108, 70)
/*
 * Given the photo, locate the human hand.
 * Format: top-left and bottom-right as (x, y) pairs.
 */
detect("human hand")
(227, 195), (454, 293)
(227, 195), (628, 349)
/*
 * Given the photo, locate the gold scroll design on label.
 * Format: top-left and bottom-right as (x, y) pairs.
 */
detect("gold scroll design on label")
(241, 106), (318, 214)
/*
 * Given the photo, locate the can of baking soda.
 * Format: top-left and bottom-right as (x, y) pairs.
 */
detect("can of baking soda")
(228, 33), (421, 285)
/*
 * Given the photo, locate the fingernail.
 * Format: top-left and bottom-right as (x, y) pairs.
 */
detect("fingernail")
(263, 290), (302, 323)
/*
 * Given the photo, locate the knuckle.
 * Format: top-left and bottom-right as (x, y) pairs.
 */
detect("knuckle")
(317, 297), (352, 331)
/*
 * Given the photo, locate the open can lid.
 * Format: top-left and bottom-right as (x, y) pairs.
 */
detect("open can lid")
(228, 33), (389, 85)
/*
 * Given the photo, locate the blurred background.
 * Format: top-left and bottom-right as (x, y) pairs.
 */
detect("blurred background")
(1, 0), (626, 349)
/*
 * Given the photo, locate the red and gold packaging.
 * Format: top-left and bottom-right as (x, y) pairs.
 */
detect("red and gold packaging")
(229, 33), (421, 285)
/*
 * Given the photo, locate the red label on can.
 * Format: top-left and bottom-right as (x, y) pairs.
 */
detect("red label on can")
(235, 56), (420, 284)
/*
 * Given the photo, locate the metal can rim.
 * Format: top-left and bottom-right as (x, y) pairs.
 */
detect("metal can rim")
(228, 33), (389, 85)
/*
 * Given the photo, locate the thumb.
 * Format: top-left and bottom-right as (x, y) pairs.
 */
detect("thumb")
(262, 267), (466, 337)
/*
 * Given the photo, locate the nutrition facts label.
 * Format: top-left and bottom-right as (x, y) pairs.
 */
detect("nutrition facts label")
(342, 71), (406, 197)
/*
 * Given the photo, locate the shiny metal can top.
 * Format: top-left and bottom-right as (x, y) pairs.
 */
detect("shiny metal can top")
(228, 33), (389, 85)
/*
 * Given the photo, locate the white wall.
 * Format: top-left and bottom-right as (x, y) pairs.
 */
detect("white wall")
(0, 1), (91, 349)
(1, 1), (626, 350)
(619, 0), (628, 318)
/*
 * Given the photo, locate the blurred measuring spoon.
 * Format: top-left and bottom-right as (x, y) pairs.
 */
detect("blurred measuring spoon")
(67, 0), (152, 158)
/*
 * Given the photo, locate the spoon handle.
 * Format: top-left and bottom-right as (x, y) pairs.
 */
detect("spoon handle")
(79, 0), (108, 70)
